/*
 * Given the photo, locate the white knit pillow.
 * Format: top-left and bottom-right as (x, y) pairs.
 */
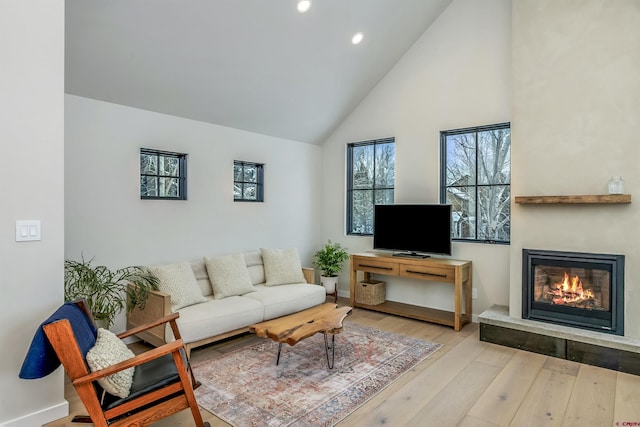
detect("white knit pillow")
(86, 328), (135, 398)
(148, 262), (207, 311)
(261, 248), (306, 286)
(205, 253), (255, 299)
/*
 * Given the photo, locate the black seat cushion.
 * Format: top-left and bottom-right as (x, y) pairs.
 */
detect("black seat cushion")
(102, 350), (186, 411)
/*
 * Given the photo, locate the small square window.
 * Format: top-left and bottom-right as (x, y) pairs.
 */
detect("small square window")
(234, 161), (264, 202)
(140, 149), (187, 200)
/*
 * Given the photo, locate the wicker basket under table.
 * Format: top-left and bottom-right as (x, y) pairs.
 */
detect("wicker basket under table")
(354, 280), (386, 305)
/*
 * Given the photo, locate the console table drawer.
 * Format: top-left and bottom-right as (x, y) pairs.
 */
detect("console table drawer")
(353, 258), (399, 275)
(400, 264), (454, 282)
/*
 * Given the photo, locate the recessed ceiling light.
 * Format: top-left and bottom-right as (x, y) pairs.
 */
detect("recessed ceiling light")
(352, 32), (364, 45)
(297, 0), (311, 13)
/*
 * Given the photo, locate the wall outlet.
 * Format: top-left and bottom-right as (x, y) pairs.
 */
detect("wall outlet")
(472, 287), (478, 299)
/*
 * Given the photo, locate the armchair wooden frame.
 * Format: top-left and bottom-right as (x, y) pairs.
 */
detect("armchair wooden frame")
(43, 301), (209, 427)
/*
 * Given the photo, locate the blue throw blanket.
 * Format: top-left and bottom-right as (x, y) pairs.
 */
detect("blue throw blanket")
(19, 302), (97, 379)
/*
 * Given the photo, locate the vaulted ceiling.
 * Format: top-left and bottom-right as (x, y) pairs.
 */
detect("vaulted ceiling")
(65, 0), (452, 144)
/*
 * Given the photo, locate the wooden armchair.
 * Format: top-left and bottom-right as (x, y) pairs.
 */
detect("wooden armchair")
(41, 300), (209, 427)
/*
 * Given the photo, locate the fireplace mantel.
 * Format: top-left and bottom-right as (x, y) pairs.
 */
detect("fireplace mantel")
(515, 194), (631, 204)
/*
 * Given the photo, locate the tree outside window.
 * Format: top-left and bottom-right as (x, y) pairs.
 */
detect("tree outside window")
(347, 138), (395, 235)
(234, 161), (264, 202)
(140, 149), (187, 200)
(440, 123), (510, 243)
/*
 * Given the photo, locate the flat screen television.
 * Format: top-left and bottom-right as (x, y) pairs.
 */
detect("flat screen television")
(373, 204), (452, 257)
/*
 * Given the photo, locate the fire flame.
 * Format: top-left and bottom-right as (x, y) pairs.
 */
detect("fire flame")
(549, 272), (594, 305)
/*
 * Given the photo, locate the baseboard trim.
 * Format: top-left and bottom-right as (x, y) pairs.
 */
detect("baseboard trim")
(2, 400), (68, 427)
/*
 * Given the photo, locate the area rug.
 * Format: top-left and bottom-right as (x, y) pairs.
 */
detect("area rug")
(192, 323), (442, 426)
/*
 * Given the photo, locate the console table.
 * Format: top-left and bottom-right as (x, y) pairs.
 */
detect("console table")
(349, 253), (472, 331)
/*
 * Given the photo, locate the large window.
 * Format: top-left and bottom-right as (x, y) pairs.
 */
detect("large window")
(140, 148), (187, 200)
(440, 123), (511, 243)
(234, 160), (264, 202)
(347, 138), (395, 235)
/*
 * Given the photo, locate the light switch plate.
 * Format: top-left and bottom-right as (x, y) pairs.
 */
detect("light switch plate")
(16, 220), (41, 242)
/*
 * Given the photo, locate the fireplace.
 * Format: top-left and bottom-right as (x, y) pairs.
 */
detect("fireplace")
(522, 249), (624, 336)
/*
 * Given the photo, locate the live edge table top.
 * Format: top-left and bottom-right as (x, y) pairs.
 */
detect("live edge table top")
(249, 303), (353, 346)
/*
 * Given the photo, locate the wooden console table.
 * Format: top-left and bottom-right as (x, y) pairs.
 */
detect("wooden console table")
(349, 253), (472, 331)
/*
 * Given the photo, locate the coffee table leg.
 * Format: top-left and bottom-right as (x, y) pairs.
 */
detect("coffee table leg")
(276, 343), (283, 365)
(324, 333), (336, 369)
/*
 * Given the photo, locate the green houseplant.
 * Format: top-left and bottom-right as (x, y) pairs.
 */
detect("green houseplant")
(313, 241), (349, 294)
(64, 256), (159, 328)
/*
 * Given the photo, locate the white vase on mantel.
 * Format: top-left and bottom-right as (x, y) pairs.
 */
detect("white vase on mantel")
(608, 176), (624, 194)
(320, 275), (338, 294)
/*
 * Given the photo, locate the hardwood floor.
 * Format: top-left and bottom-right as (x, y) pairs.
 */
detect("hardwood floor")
(45, 302), (640, 427)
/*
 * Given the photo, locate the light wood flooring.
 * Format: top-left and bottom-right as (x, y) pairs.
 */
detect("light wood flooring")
(46, 301), (640, 427)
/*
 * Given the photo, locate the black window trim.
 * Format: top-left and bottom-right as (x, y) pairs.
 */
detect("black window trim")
(233, 160), (265, 202)
(346, 137), (395, 236)
(140, 148), (187, 200)
(439, 122), (511, 244)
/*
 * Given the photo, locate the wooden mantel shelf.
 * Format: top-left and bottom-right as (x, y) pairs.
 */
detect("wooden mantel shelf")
(515, 194), (631, 204)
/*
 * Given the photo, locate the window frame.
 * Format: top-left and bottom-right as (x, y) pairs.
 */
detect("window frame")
(439, 122), (511, 244)
(140, 148), (187, 200)
(346, 137), (395, 236)
(233, 160), (264, 202)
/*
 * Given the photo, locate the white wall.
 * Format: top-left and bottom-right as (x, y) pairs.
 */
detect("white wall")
(65, 95), (322, 332)
(510, 0), (640, 338)
(320, 0), (512, 316)
(0, 1), (67, 426)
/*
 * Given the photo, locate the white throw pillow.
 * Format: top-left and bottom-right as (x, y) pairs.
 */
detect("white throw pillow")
(86, 328), (135, 398)
(205, 253), (255, 299)
(261, 248), (306, 286)
(148, 262), (207, 311)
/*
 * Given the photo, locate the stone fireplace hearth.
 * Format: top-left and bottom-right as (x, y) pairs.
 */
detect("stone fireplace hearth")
(479, 306), (640, 376)
(479, 248), (638, 375)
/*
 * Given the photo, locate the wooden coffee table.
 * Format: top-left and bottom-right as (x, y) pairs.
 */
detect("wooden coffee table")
(249, 303), (352, 369)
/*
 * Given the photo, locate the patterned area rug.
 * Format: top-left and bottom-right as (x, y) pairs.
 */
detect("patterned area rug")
(192, 322), (442, 426)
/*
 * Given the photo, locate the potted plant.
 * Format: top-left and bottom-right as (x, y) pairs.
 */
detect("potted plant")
(313, 240), (349, 294)
(64, 256), (159, 328)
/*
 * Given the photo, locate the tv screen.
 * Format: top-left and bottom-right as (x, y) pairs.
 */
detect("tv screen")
(373, 204), (452, 257)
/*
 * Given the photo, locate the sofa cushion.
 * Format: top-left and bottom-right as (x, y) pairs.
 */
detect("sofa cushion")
(243, 283), (327, 320)
(260, 248), (306, 286)
(244, 251), (266, 285)
(205, 253), (255, 299)
(190, 260), (213, 297)
(86, 328), (135, 398)
(169, 297), (264, 344)
(148, 262), (207, 311)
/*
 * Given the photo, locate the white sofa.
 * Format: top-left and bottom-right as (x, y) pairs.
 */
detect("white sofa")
(127, 249), (327, 356)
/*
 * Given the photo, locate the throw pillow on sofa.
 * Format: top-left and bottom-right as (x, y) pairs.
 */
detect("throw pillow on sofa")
(86, 328), (135, 398)
(148, 262), (207, 311)
(204, 253), (255, 299)
(261, 247), (306, 286)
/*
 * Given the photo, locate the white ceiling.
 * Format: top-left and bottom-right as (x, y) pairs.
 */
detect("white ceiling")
(65, 0), (452, 144)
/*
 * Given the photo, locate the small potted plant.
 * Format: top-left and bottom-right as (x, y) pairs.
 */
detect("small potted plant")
(64, 256), (159, 328)
(313, 240), (349, 294)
